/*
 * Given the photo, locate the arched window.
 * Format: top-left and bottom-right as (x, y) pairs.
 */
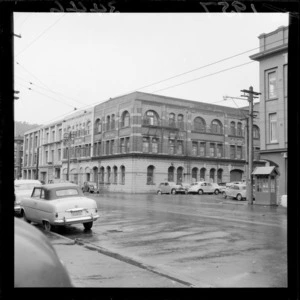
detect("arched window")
(144, 110), (159, 126)
(111, 114), (115, 129)
(194, 117), (206, 132)
(178, 114), (184, 129)
(177, 167), (183, 184)
(86, 120), (91, 135)
(169, 113), (175, 127)
(106, 116), (111, 131)
(95, 119), (101, 134)
(211, 119), (223, 134)
(100, 166), (105, 183)
(107, 166), (111, 183)
(192, 167), (198, 182)
(168, 166), (175, 182)
(210, 168), (216, 182)
(237, 122), (242, 136)
(217, 169), (223, 183)
(121, 111), (130, 128)
(120, 165), (125, 185)
(253, 125), (260, 139)
(147, 165), (155, 185)
(230, 121), (236, 135)
(113, 166), (118, 184)
(200, 168), (206, 181)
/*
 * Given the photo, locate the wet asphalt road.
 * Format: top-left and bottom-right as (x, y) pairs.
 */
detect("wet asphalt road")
(50, 192), (287, 287)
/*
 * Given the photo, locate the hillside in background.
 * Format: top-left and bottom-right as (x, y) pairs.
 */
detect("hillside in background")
(15, 121), (41, 137)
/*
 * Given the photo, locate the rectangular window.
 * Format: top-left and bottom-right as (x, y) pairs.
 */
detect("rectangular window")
(177, 140), (183, 155)
(143, 137), (149, 152)
(97, 142), (101, 156)
(269, 113), (278, 142)
(267, 70), (277, 99)
(120, 138), (125, 153)
(192, 142), (198, 156)
(169, 139), (175, 154)
(45, 151), (48, 164)
(58, 149), (61, 161)
(152, 138), (158, 153)
(199, 142), (206, 156)
(230, 145), (235, 159)
(125, 138), (130, 153)
(217, 144), (223, 158)
(106, 141), (110, 154)
(236, 146), (242, 159)
(209, 143), (215, 157)
(111, 140), (115, 154)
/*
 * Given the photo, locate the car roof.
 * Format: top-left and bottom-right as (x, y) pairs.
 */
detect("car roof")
(39, 183), (79, 190)
(15, 180), (42, 185)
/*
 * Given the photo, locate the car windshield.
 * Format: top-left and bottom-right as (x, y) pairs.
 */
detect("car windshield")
(55, 189), (79, 197)
(15, 183), (41, 191)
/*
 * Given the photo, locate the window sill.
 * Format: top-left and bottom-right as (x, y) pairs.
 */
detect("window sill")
(266, 97), (278, 101)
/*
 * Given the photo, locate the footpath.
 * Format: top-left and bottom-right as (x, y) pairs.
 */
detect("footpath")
(47, 231), (189, 288)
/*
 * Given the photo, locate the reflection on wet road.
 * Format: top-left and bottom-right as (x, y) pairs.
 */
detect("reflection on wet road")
(55, 193), (287, 287)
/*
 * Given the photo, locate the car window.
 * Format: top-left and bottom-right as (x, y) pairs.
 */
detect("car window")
(165, 183), (169, 186)
(55, 189), (79, 197)
(32, 188), (42, 198)
(207, 183), (212, 186)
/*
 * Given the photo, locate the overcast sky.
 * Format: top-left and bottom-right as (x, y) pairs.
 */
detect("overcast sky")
(14, 13), (289, 125)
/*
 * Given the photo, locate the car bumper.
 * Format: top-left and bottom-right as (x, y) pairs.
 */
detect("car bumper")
(53, 214), (99, 225)
(14, 205), (22, 214)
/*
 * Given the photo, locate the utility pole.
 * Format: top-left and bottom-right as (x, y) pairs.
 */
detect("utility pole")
(224, 86), (260, 205)
(241, 86), (261, 205)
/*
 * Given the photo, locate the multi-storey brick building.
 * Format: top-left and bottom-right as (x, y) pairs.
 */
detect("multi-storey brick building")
(23, 92), (263, 193)
(250, 25), (288, 201)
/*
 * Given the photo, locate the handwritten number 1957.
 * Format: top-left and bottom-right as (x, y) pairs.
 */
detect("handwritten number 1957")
(200, 1), (257, 13)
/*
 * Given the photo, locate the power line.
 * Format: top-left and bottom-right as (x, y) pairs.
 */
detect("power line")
(16, 14), (65, 57)
(15, 75), (86, 106)
(150, 61), (255, 93)
(113, 37), (287, 97)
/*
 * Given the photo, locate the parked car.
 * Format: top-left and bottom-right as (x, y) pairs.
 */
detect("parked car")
(210, 183), (225, 195)
(14, 179), (42, 216)
(223, 184), (247, 201)
(82, 181), (99, 193)
(20, 183), (99, 231)
(14, 217), (72, 287)
(157, 182), (186, 195)
(187, 181), (215, 195)
(226, 180), (246, 188)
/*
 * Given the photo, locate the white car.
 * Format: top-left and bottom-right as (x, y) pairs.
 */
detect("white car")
(187, 181), (215, 195)
(157, 182), (186, 194)
(20, 183), (99, 231)
(14, 179), (43, 215)
(223, 184), (247, 201)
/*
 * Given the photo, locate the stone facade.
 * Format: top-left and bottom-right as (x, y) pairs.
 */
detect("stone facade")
(22, 92), (263, 193)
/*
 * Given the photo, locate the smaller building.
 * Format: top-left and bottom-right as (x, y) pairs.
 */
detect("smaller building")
(14, 135), (24, 179)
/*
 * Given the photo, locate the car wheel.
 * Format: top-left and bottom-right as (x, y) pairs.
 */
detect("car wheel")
(171, 189), (177, 195)
(157, 190), (162, 195)
(214, 189), (220, 195)
(198, 189), (203, 195)
(22, 210), (31, 224)
(223, 192), (227, 199)
(43, 221), (51, 232)
(236, 194), (242, 201)
(83, 222), (93, 230)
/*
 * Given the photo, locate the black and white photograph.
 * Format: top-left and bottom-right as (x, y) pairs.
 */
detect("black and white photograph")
(6, 6), (294, 291)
